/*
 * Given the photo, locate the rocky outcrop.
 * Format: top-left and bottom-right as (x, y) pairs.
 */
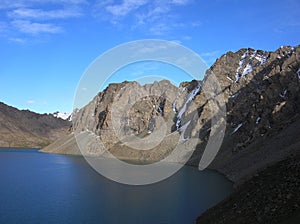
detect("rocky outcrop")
(74, 80), (177, 146)
(0, 102), (71, 148)
(42, 80), (181, 158)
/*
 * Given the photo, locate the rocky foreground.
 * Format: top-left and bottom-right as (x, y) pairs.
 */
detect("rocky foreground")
(197, 155), (300, 224)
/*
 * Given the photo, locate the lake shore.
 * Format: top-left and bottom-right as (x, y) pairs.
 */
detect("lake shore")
(3, 144), (299, 223)
(0, 148), (233, 224)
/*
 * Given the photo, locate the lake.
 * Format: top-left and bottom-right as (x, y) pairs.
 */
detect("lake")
(0, 148), (232, 224)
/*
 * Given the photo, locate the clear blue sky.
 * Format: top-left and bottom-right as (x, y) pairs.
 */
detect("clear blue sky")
(0, 0), (299, 113)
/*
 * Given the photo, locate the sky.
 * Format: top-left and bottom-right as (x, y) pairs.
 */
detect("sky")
(0, 0), (299, 114)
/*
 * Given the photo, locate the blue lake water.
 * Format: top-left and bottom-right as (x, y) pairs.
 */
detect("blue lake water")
(0, 148), (232, 224)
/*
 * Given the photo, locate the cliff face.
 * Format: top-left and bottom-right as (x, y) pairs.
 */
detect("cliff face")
(43, 45), (300, 184)
(72, 80), (178, 149)
(42, 80), (181, 157)
(0, 102), (71, 148)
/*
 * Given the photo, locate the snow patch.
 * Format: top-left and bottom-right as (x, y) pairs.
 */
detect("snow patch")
(241, 63), (253, 77)
(236, 50), (269, 82)
(53, 111), (71, 120)
(254, 53), (269, 65)
(226, 75), (234, 82)
(229, 92), (239, 98)
(172, 102), (177, 112)
(177, 102), (187, 119)
(231, 123), (243, 134)
(175, 81), (201, 141)
(256, 117), (261, 124)
(240, 50), (257, 77)
(278, 47), (295, 59)
(179, 120), (191, 141)
(176, 82), (201, 130)
(172, 87), (186, 112)
(297, 68), (300, 79)
(235, 50), (248, 82)
(279, 89), (287, 98)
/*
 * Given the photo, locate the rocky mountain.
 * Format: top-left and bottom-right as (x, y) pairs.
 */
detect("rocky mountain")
(185, 45), (300, 223)
(42, 45), (300, 223)
(0, 102), (71, 148)
(183, 45), (300, 183)
(43, 45), (300, 178)
(42, 80), (181, 158)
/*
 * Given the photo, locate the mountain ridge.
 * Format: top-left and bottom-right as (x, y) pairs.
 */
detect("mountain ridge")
(43, 46), (300, 175)
(42, 45), (300, 181)
(0, 102), (71, 148)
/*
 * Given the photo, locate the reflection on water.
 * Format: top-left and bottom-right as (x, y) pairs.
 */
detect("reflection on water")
(0, 148), (232, 224)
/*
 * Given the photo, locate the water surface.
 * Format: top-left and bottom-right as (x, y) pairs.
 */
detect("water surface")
(0, 148), (232, 224)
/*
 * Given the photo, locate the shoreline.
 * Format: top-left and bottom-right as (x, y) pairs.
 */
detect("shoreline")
(0, 147), (40, 150)
(4, 146), (298, 223)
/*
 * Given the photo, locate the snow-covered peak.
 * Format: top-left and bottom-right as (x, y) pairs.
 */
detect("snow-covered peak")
(52, 111), (71, 121)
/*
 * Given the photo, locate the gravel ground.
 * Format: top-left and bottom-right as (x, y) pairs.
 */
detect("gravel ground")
(196, 155), (300, 224)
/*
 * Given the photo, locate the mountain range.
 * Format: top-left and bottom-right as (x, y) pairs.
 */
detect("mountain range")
(43, 44), (300, 223)
(1, 44), (299, 223)
(43, 45), (300, 182)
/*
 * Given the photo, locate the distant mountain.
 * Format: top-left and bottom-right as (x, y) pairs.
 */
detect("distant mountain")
(0, 102), (71, 148)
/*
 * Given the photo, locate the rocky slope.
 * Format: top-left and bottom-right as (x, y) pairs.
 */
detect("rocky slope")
(184, 45), (300, 184)
(0, 102), (71, 148)
(184, 45), (300, 223)
(197, 154), (300, 224)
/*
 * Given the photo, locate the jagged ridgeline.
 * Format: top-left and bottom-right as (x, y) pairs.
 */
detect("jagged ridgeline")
(42, 45), (300, 183)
